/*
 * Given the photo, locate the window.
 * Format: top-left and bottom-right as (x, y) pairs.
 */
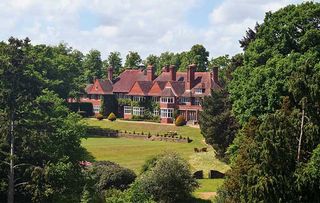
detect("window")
(153, 109), (159, 116)
(132, 96), (145, 102)
(195, 88), (204, 94)
(194, 98), (202, 106)
(133, 107), (144, 116)
(160, 108), (173, 118)
(179, 97), (190, 104)
(152, 97), (160, 102)
(124, 106), (132, 114)
(93, 105), (100, 113)
(160, 97), (174, 103)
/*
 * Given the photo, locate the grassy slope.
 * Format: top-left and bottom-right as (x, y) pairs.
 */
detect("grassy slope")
(82, 118), (229, 194)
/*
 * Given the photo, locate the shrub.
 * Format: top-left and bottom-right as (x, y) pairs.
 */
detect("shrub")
(107, 112), (117, 121)
(96, 113), (104, 120)
(132, 152), (198, 203)
(175, 115), (186, 126)
(92, 161), (136, 192)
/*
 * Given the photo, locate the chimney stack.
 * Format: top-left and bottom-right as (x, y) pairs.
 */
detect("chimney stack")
(161, 65), (169, 73)
(107, 67), (113, 81)
(147, 64), (155, 81)
(186, 64), (196, 90)
(169, 65), (176, 81)
(212, 66), (218, 83)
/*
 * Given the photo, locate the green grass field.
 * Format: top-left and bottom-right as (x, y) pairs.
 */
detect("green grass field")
(81, 118), (229, 196)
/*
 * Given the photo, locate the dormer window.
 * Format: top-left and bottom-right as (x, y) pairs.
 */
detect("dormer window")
(195, 88), (204, 94)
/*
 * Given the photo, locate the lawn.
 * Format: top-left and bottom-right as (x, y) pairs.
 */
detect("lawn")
(81, 118), (229, 197)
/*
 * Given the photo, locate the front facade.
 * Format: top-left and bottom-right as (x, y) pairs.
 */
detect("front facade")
(80, 64), (221, 124)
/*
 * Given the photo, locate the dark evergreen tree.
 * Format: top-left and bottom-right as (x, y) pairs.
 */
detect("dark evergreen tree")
(199, 90), (239, 160)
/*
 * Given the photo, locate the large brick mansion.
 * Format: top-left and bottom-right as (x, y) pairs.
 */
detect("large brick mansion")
(80, 64), (220, 124)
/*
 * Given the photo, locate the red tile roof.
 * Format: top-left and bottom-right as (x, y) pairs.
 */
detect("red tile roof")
(112, 69), (148, 93)
(86, 79), (113, 95)
(85, 66), (221, 97)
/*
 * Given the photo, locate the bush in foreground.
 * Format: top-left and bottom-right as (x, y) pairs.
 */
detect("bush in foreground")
(132, 152), (198, 203)
(175, 115), (186, 126)
(92, 161), (136, 192)
(108, 112), (117, 121)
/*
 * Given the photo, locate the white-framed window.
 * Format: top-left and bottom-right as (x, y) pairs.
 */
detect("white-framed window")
(93, 105), (100, 113)
(160, 108), (174, 118)
(133, 107), (144, 116)
(153, 109), (159, 116)
(160, 97), (174, 103)
(195, 88), (204, 94)
(124, 106), (132, 114)
(132, 96), (145, 102)
(179, 97), (190, 104)
(194, 98), (202, 106)
(152, 97), (160, 102)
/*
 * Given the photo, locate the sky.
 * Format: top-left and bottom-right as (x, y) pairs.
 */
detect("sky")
(0, 0), (310, 59)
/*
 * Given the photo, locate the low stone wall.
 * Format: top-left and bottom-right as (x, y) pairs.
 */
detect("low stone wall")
(87, 128), (190, 143)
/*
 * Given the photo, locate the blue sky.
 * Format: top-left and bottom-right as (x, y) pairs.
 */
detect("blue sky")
(0, 0), (308, 59)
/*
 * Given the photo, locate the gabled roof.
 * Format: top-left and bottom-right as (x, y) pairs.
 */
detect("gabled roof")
(113, 69), (148, 93)
(86, 79), (113, 95)
(148, 81), (167, 96)
(127, 81), (153, 96)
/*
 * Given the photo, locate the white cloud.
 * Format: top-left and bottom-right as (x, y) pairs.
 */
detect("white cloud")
(0, 0), (309, 60)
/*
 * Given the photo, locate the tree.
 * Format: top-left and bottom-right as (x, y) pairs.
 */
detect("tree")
(218, 98), (319, 202)
(199, 90), (239, 160)
(100, 95), (118, 117)
(106, 51), (122, 76)
(189, 44), (209, 71)
(158, 52), (180, 72)
(83, 49), (103, 83)
(131, 152), (198, 203)
(229, 2), (320, 125)
(124, 51), (142, 69)
(239, 22), (260, 50)
(145, 54), (159, 73)
(0, 38), (89, 202)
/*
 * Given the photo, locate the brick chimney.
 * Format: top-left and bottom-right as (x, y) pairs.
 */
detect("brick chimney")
(107, 67), (113, 81)
(147, 64), (155, 81)
(186, 64), (196, 90)
(212, 66), (218, 84)
(169, 65), (176, 81)
(162, 65), (169, 73)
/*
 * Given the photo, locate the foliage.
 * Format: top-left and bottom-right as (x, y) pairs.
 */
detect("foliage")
(229, 2), (320, 125)
(108, 112), (117, 121)
(296, 144), (320, 202)
(105, 51), (122, 76)
(175, 115), (186, 126)
(83, 49), (103, 83)
(239, 22), (260, 50)
(96, 113), (104, 120)
(124, 51), (142, 69)
(131, 152), (198, 203)
(91, 161), (136, 192)
(144, 54), (160, 73)
(117, 98), (131, 106)
(100, 95), (118, 117)
(199, 90), (239, 160)
(218, 99), (319, 202)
